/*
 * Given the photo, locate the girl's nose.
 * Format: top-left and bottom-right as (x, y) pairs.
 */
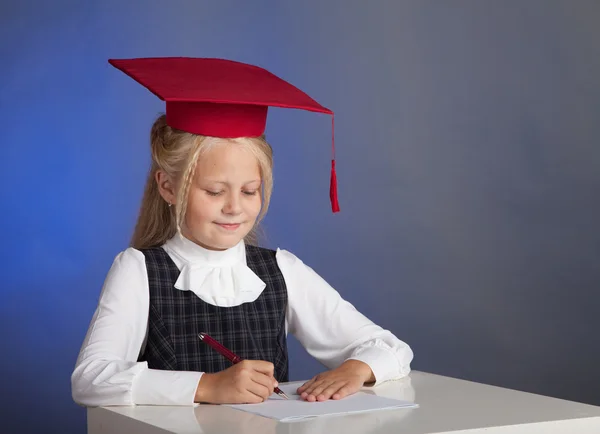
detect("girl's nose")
(222, 193), (242, 215)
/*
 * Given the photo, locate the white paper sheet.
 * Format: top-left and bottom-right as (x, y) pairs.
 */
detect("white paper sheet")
(226, 383), (418, 422)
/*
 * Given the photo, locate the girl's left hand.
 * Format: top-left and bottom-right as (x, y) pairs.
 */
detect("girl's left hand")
(297, 360), (375, 402)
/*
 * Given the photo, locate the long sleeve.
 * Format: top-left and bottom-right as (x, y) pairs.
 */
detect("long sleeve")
(71, 248), (202, 407)
(276, 249), (413, 385)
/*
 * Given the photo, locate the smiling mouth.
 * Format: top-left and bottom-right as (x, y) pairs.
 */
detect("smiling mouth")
(215, 222), (242, 230)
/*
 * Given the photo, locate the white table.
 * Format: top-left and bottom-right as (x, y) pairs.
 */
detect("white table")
(87, 371), (600, 433)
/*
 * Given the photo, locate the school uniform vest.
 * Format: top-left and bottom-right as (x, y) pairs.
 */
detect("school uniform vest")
(138, 245), (290, 382)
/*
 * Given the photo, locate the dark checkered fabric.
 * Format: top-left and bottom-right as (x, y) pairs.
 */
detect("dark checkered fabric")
(138, 245), (289, 382)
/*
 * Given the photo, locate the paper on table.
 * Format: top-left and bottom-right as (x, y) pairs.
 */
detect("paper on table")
(226, 383), (418, 422)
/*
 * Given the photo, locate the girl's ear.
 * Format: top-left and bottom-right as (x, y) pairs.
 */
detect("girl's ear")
(155, 170), (177, 205)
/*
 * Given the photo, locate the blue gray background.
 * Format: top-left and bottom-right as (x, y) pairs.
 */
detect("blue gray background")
(1, 1), (599, 432)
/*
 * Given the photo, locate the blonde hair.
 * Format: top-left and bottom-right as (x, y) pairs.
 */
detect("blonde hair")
(130, 114), (273, 249)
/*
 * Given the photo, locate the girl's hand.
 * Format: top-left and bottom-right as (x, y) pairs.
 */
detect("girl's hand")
(195, 360), (278, 404)
(297, 360), (375, 402)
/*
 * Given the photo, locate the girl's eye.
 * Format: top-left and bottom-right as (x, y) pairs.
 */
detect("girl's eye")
(243, 190), (258, 196)
(205, 190), (224, 196)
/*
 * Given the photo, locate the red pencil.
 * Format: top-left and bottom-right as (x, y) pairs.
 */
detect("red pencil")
(198, 332), (289, 400)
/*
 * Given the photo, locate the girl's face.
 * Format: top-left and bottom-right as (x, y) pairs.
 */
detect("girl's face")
(182, 140), (262, 250)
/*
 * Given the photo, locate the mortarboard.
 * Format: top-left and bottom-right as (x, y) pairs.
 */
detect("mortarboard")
(108, 57), (339, 213)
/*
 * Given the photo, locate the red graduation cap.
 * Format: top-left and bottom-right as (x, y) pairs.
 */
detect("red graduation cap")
(108, 57), (339, 213)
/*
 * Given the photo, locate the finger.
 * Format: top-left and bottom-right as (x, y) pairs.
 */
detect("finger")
(242, 390), (266, 404)
(306, 380), (335, 402)
(246, 379), (271, 402)
(320, 381), (350, 401)
(298, 378), (319, 399)
(250, 373), (276, 397)
(240, 361), (277, 391)
(297, 377), (316, 393)
(303, 376), (328, 394)
(332, 384), (355, 400)
(300, 378), (324, 399)
(244, 360), (275, 377)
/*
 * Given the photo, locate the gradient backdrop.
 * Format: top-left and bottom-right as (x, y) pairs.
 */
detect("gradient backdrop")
(2, 1), (599, 433)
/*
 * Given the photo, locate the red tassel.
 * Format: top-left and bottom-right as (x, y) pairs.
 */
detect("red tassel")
(330, 159), (340, 213)
(329, 115), (340, 213)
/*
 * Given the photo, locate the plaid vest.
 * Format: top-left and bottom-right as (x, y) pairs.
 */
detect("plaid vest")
(139, 245), (289, 382)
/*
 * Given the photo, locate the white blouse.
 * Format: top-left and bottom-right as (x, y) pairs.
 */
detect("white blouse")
(71, 234), (413, 407)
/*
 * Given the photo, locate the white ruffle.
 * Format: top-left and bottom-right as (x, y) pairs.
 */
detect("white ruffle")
(164, 234), (266, 307)
(174, 261), (266, 307)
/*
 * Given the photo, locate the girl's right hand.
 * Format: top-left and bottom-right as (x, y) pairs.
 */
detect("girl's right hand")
(194, 360), (278, 404)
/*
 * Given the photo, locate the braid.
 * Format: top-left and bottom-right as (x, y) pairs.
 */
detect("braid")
(176, 136), (205, 234)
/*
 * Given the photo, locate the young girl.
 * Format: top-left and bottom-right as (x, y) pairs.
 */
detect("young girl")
(71, 57), (413, 406)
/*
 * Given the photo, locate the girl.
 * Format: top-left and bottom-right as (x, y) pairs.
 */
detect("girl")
(71, 57), (413, 406)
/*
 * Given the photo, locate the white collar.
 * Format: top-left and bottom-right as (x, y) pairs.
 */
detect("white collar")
(162, 234), (266, 307)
